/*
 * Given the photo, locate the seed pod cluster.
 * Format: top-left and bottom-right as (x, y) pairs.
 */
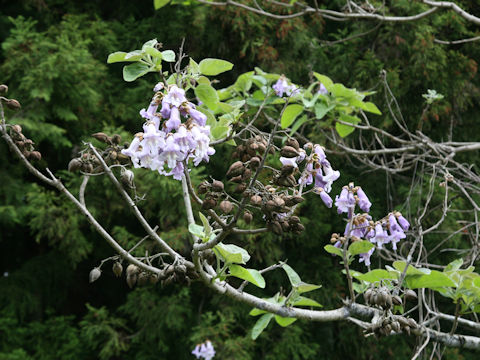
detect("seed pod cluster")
(9, 124), (42, 161)
(363, 286), (394, 310)
(366, 315), (419, 338)
(196, 179), (231, 213)
(232, 135), (270, 163)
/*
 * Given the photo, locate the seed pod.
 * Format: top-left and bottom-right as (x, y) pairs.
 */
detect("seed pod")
(243, 211), (253, 224)
(126, 274), (137, 288)
(249, 156), (261, 168)
(289, 216), (300, 224)
(83, 163), (94, 173)
(407, 318), (418, 329)
(68, 158), (83, 172)
(364, 288), (373, 304)
(265, 200), (277, 212)
(11, 124), (22, 133)
(404, 289), (417, 301)
(230, 175), (243, 183)
(391, 321), (401, 332)
(175, 264), (187, 275)
(89, 267), (101, 283)
(219, 200), (234, 214)
(397, 316), (409, 328)
(250, 195), (262, 206)
(112, 262), (123, 277)
(202, 197), (217, 210)
(286, 138), (300, 151)
(92, 132), (111, 144)
(149, 273), (159, 284)
(281, 165), (295, 176)
(273, 197), (285, 209)
(280, 146), (300, 158)
(211, 180), (224, 192)
(137, 272), (149, 286)
(403, 325), (411, 336)
(293, 223), (305, 233)
(384, 324), (392, 334)
(247, 147), (256, 157)
(197, 182), (209, 194)
(6, 99), (21, 110)
(111, 134), (122, 144)
(280, 221), (290, 232)
(385, 294), (393, 309)
(241, 154), (251, 162)
(227, 161), (245, 177)
(0, 84), (8, 93)
(392, 295), (402, 306)
(126, 264), (139, 277)
(270, 221), (283, 235)
(234, 183), (247, 193)
(286, 175), (297, 187)
(121, 169), (134, 186)
(242, 168), (252, 180)
(28, 151), (42, 161)
(371, 293), (378, 306)
(257, 143), (266, 153)
(274, 176), (291, 187)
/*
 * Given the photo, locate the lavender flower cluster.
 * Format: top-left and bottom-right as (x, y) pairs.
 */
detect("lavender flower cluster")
(122, 84), (215, 180)
(273, 75), (299, 97)
(192, 340), (215, 360)
(333, 184), (410, 266)
(280, 143), (340, 208)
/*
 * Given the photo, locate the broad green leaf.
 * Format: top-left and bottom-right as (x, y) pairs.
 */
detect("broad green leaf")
(406, 271), (456, 289)
(154, 0), (171, 9)
(393, 261), (431, 275)
(282, 264), (301, 286)
(324, 244), (343, 257)
(474, 278), (480, 288)
(142, 39), (158, 50)
(188, 223), (205, 238)
(198, 212), (212, 237)
(314, 102), (334, 119)
(199, 58), (234, 76)
(297, 282), (321, 294)
(234, 71), (254, 93)
(362, 101), (382, 115)
(189, 58), (200, 74)
(292, 296), (322, 307)
(107, 51), (127, 64)
(336, 114), (360, 138)
(354, 269), (396, 283)
(195, 83), (219, 110)
(161, 50), (176, 62)
(144, 46), (162, 59)
(251, 313), (274, 340)
(249, 308), (268, 316)
(211, 125), (229, 140)
(289, 115), (310, 136)
(124, 50), (144, 61)
(281, 104), (303, 128)
(348, 240), (374, 256)
(229, 264), (265, 288)
(123, 63), (151, 82)
(214, 243), (250, 264)
(312, 72), (334, 90)
(445, 259), (463, 272)
(216, 102), (235, 114)
(330, 83), (357, 99)
(274, 315), (297, 327)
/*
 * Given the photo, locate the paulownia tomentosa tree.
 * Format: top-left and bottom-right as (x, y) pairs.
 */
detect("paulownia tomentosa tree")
(2, 38), (480, 358)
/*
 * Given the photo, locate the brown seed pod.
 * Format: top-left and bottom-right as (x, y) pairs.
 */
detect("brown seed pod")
(407, 318), (418, 329)
(219, 200), (234, 214)
(202, 197), (217, 210)
(257, 143), (266, 153)
(293, 223), (305, 233)
(0, 84), (8, 93)
(384, 324), (392, 334)
(249, 156), (261, 168)
(149, 273), (160, 284)
(197, 182), (209, 194)
(226, 161), (245, 177)
(243, 211), (253, 224)
(28, 151), (42, 161)
(270, 221), (283, 235)
(404, 289), (418, 301)
(137, 272), (149, 286)
(285, 138), (300, 151)
(230, 175), (243, 183)
(6, 99), (21, 110)
(397, 316), (409, 328)
(281, 165), (295, 176)
(284, 196), (304, 206)
(126, 264), (139, 277)
(289, 216), (301, 224)
(364, 288), (373, 304)
(265, 200), (277, 212)
(112, 262), (123, 277)
(403, 325), (411, 336)
(385, 294), (393, 309)
(175, 264), (187, 275)
(111, 134), (122, 144)
(391, 321), (401, 332)
(121, 169), (134, 186)
(242, 168), (252, 180)
(392, 295), (402, 306)
(241, 154), (251, 162)
(273, 197), (285, 210)
(126, 274), (137, 288)
(11, 124), (22, 133)
(250, 195), (262, 206)
(68, 158), (83, 172)
(211, 180), (224, 192)
(280, 221), (290, 232)
(234, 183), (247, 193)
(280, 146), (300, 158)
(89, 267), (101, 283)
(92, 132), (111, 144)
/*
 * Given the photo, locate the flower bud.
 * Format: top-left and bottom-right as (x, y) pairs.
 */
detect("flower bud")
(364, 288), (373, 304)
(6, 99), (21, 110)
(241, 154), (251, 162)
(249, 156), (261, 168)
(242, 168), (252, 180)
(202, 197), (217, 210)
(219, 200), (234, 214)
(197, 182), (209, 194)
(68, 158), (83, 172)
(111, 134), (122, 144)
(149, 273), (159, 284)
(112, 262), (123, 277)
(234, 183), (247, 193)
(392, 295), (402, 306)
(270, 221), (283, 235)
(391, 321), (401, 332)
(89, 267), (101, 283)
(404, 289), (417, 301)
(230, 175), (243, 183)
(273, 197), (285, 210)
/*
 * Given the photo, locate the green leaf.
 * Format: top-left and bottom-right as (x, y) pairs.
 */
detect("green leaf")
(297, 282), (322, 294)
(198, 212), (212, 237)
(330, 83), (357, 99)
(124, 50), (144, 61)
(107, 51), (127, 64)
(314, 102), (334, 119)
(336, 114), (360, 138)
(161, 50), (176, 62)
(142, 39), (158, 50)
(406, 271), (456, 289)
(229, 264), (265, 288)
(195, 84), (219, 110)
(348, 240), (374, 256)
(292, 296), (322, 307)
(199, 58), (234, 76)
(123, 63), (151, 82)
(189, 58), (200, 75)
(393, 261), (431, 275)
(188, 223), (205, 238)
(214, 243), (250, 264)
(445, 259), (463, 272)
(144, 46), (162, 59)
(354, 269), (396, 283)
(312, 72), (334, 90)
(154, 0), (171, 9)
(281, 104), (303, 129)
(324, 244), (343, 257)
(249, 308), (268, 316)
(251, 313), (274, 340)
(211, 125), (229, 140)
(274, 315), (297, 327)
(289, 115), (310, 136)
(282, 264), (301, 286)
(362, 102), (382, 115)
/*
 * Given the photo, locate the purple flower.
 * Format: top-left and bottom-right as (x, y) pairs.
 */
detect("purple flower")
(273, 77), (290, 97)
(298, 162), (314, 186)
(280, 156), (298, 168)
(173, 125), (195, 153)
(318, 188), (333, 208)
(359, 247), (375, 267)
(153, 82), (164, 92)
(139, 102), (159, 122)
(313, 145), (326, 163)
(317, 162), (340, 193)
(356, 187), (371, 213)
(165, 106), (182, 132)
(121, 135), (142, 159)
(191, 125), (215, 166)
(318, 83), (328, 95)
(187, 106), (208, 126)
(335, 188), (355, 214)
(192, 340), (215, 360)
(160, 135), (183, 169)
(160, 98), (171, 119)
(397, 214), (410, 231)
(167, 161), (185, 181)
(163, 85), (187, 107)
(370, 223), (390, 249)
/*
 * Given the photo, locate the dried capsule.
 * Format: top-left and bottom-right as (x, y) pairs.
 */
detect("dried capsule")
(280, 146), (300, 158)
(226, 161), (245, 177)
(293, 223), (305, 233)
(249, 156), (261, 168)
(6, 99), (21, 110)
(11, 124), (22, 133)
(211, 180), (224, 192)
(202, 197), (217, 210)
(285, 138), (300, 151)
(121, 169), (134, 186)
(364, 288), (373, 304)
(68, 158), (83, 172)
(219, 200), (234, 214)
(404, 289), (418, 301)
(242, 168), (252, 180)
(89, 267), (101, 283)
(391, 321), (401, 332)
(111, 134), (122, 144)
(197, 182), (209, 194)
(392, 295), (402, 306)
(270, 221), (283, 235)
(126, 274), (137, 288)
(280, 221), (290, 232)
(243, 211), (253, 224)
(250, 195), (262, 206)
(407, 318), (418, 329)
(273, 197), (285, 210)
(92, 132), (111, 144)
(384, 324), (392, 334)
(0, 84), (8, 93)
(126, 264), (139, 277)
(281, 165), (295, 176)
(175, 264), (187, 275)
(397, 317), (409, 328)
(230, 175), (243, 183)
(289, 216), (300, 224)
(28, 151), (42, 161)
(137, 272), (149, 286)
(265, 200), (277, 212)
(149, 273), (159, 284)
(234, 183), (247, 193)
(112, 262), (123, 277)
